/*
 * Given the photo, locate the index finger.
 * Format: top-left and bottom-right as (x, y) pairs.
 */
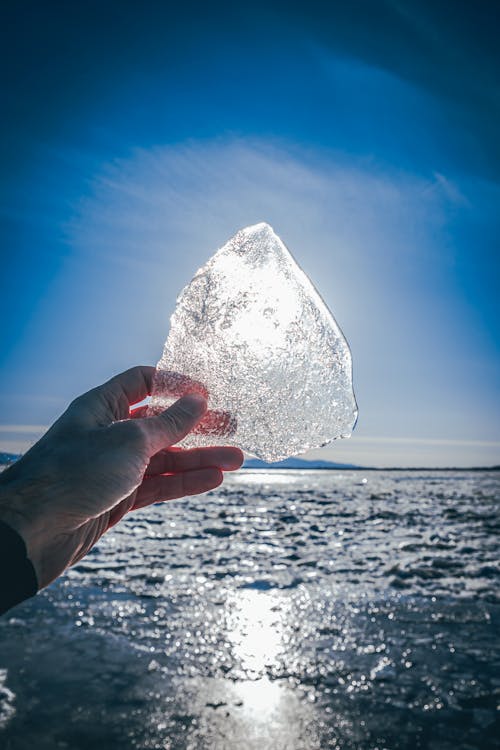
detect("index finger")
(151, 370), (209, 401)
(67, 367), (208, 427)
(100, 365), (156, 406)
(105, 368), (209, 407)
(100, 368), (208, 419)
(67, 366), (156, 425)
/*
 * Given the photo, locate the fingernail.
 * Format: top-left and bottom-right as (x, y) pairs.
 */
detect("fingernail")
(219, 453), (244, 470)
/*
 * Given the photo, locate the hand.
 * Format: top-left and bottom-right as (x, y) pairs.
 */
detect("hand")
(0, 366), (243, 588)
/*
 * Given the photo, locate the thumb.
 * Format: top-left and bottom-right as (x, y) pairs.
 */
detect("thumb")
(137, 394), (207, 454)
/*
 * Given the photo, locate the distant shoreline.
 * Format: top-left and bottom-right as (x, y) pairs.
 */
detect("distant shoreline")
(242, 464), (500, 472)
(242, 457), (500, 472)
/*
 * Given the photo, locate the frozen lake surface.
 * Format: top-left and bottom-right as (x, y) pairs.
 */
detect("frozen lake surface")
(1, 469), (499, 749)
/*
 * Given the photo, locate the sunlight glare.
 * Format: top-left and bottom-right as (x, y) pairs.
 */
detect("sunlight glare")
(232, 677), (285, 721)
(226, 590), (287, 677)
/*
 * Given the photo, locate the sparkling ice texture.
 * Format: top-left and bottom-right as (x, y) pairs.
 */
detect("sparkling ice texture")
(150, 223), (357, 461)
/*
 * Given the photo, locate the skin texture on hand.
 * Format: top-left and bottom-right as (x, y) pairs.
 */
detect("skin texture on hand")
(0, 366), (243, 589)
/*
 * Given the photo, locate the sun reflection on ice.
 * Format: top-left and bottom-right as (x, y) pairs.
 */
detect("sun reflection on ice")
(226, 590), (287, 677)
(233, 678), (284, 721)
(234, 470), (308, 485)
(223, 590), (297, 726)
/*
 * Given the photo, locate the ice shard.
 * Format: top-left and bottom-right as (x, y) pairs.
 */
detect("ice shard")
(150, 223), (357, 461)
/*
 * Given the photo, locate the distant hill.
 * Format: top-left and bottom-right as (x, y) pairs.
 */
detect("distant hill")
(0, 452), (21, 466)
(242, 457), (364, 470)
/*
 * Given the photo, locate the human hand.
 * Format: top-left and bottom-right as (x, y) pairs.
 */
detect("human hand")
(0, 366), (243, 589)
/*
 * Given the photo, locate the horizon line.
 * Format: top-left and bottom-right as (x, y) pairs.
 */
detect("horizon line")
(0, 425), (499, 450)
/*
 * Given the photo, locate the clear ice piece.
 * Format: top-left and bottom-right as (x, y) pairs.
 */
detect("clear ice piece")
(150, 223), (357, 461)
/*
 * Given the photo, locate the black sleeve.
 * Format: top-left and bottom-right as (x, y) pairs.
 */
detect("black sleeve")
(0, 520), (38, 615)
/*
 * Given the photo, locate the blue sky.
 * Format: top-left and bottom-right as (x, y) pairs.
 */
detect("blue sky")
(1, 1), (499, 466)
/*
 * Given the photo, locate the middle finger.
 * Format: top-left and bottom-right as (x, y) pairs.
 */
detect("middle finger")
(145, 446), (244, 476)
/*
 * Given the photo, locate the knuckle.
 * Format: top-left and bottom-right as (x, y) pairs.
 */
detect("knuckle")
(129, 422), (149, 451)
(68, 392), (88, 412)
(161, 406), (189, 437)
(113, 420), (148, 452)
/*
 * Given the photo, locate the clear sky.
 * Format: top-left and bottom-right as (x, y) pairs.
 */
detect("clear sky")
(1, 1), (499, 467)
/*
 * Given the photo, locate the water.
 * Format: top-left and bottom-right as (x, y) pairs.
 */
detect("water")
(1, 469), (499, 749)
